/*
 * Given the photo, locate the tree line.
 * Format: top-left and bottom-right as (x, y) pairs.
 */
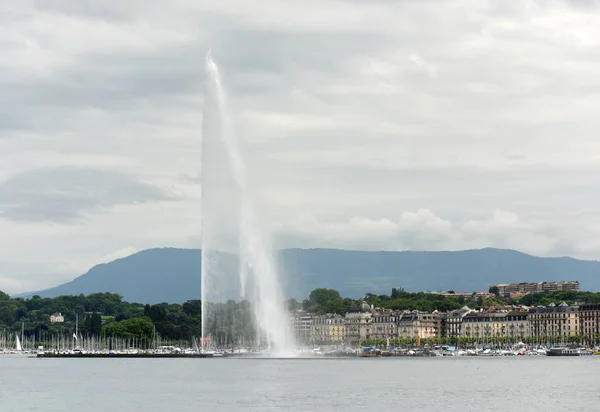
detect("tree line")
(0, 291), (202, 343)
(2, 287), (600, 345)
(301, 287), (600, 315)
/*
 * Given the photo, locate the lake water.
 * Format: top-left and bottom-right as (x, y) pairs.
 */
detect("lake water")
(1, 356), (598, 411)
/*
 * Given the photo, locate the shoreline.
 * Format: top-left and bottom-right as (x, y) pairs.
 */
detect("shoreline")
(27, 351), (600, 359)
(35, 352), (215, 358)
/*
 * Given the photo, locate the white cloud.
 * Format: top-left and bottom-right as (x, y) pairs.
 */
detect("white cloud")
(2, 0), (600, 293)
(275, 208), (600, 260)
(408, 54), (437, 78)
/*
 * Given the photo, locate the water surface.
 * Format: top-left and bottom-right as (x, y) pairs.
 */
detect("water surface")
(1, 356), (597, 411)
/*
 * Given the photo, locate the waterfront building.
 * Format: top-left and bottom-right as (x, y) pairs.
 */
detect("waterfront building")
(397, 310), (436, 340)
(371, 309), (398, 340)
(487, 305), (526, 312)
(49, 312), (64, 323)
(311, 314), (345, 344)
(344, 302), (373, 344)
(505, 310), (529, 340)
(494, 281), (579, 298)
(462, 311), (508, 341)
(578, 303), (600, 344)
(432, 311), (443, 338)
(290, 310), (313, 344)
(442, 306), (473, 338)
(528, 302), (579, 339)
(462, 308), (529, 342)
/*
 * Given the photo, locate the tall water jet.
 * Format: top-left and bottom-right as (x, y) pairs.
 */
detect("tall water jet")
(201, 52), (295, 355)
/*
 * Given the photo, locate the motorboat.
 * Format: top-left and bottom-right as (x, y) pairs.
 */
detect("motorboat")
(546, 347), (582, 356)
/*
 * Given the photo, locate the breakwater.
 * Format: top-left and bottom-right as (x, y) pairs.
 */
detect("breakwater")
(37, 352), (214, 359)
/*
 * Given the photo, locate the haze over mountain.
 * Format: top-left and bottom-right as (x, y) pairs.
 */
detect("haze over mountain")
(16, 247), (600, 304)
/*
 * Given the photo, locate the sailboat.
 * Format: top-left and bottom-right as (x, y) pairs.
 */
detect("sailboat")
(16, 335), (22, 352)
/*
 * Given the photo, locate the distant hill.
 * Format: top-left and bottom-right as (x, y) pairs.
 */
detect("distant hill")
(16, 247), (600, 303)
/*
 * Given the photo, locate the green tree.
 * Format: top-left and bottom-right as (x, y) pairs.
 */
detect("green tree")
(102, 317), (154, 340)
(391, 288), (407, 299)
(90, 313), (102, 336)
(182, 300), (202, 316)
(303, 288), (345, 314)
(489, 286), (500, 296)
(147, 305), (167, 323)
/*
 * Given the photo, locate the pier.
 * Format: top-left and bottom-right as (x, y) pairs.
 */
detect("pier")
(36, 352), (214, 359)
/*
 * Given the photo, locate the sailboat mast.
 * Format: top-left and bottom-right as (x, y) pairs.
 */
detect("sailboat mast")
(73, 313), (79, 349)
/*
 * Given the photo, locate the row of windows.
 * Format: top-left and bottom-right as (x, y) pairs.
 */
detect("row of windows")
(312, 321), (344, 325)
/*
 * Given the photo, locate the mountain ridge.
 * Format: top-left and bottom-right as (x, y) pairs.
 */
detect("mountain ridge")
(15, 247), (600, 303)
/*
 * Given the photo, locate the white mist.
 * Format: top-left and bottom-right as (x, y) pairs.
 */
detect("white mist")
(201, 52), (295, 356)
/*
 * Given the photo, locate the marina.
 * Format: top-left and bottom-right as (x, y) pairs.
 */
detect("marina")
(2, 343), (598, 359)
(35, 352), (214, 358)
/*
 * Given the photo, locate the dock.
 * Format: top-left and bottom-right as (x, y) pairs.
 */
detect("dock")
(37, 352), (214, 359)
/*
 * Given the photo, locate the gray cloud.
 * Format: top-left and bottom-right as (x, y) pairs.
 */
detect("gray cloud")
(2, 0), (600, 293)
(566, 0), (600, 8)
(0, 167), (172, 222)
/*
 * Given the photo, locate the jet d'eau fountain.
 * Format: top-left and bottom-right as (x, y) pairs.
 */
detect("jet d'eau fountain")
(200, 52), (296, 356)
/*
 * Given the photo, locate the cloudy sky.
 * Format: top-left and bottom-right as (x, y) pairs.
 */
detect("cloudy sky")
(2, 0), (600, 293)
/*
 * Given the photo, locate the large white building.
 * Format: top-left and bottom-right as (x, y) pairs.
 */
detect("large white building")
(344, 302), (374, 344)
(397, 310), (436, 340)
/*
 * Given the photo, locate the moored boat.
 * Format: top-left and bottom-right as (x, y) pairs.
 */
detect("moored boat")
(546, 347), (582, 357)
(359, 346), (381, 357)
